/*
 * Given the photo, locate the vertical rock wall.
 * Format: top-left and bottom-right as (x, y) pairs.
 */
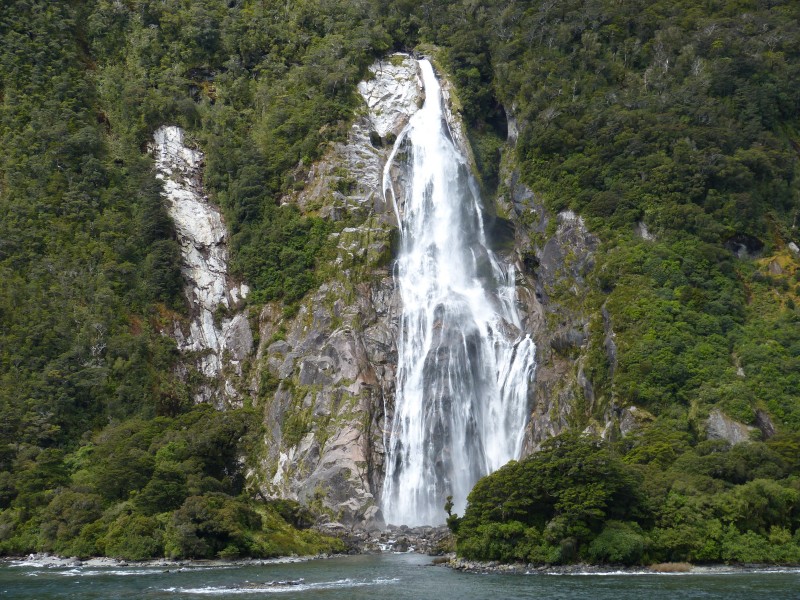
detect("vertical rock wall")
(250, 55), (606, 524)
(498, 128), (647, 449)
(498, 170), (600, 448)
(250, 55), (423, 524)
(152, 126), (253, 405)
(151, 54), (630, 526)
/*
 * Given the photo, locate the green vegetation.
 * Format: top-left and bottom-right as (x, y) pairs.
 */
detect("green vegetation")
(390, 0), (800, 563)
(416, 0), (800, 565)
(2, 0), (799, 562)
(0, 404), (343, 559)
(89, 0), (391, 305)
(451, 432), (800, 565)
(392, 0), (800, 426)
(0, 0), (386, 558)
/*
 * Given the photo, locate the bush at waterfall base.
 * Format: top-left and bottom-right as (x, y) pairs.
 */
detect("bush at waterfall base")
(451, 432), (800, 565)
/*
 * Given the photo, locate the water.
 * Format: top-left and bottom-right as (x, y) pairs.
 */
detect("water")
(381, 59), (536, 526)
(3, 554), (799, 599)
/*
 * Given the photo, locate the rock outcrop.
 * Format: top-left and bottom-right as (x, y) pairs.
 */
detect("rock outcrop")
(706, 408), (755, 445)
(498, 166), (602, 449)
(152, 125), (253, 405)
(235, 54), (651, 524)
(251, 55), (422, 524)
(251, 55), (619, 522)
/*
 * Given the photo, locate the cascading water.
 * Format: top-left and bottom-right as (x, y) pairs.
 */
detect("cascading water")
(381, 60), (536, 526)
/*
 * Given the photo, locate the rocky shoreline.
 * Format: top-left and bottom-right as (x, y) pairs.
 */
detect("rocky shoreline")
(9, 532), (799, 576)
(446, 557), (800, 575)
(2, 526), (454, 569)
(449, 558), (657, 575)
(4, 553), (325, 570)
(317, 523), (455, 555)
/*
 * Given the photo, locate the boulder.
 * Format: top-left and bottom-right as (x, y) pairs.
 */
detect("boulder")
(706, 408), (754, 445)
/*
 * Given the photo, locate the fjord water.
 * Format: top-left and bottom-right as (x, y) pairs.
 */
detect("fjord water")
(4, 554), (799, 599)
(381, 59), (536, 526)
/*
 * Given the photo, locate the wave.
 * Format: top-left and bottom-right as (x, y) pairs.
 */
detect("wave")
(24, 568), (167, 577)
(7, 554), (309, 569)
(163, 577), (400, 595)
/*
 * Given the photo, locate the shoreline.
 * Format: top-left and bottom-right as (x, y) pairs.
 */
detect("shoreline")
(0, 524), (454, 569)
(5, 551), (800, 577)
(446, 557), (800, 576)
(1, 553), (337, 570)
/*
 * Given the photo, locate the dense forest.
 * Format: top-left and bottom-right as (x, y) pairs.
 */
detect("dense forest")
(431, 0), (800, 565)
(1, 0), (799, 563)
(0, 0), (387, 559)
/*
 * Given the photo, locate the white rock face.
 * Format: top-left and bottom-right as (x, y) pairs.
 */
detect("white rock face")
(357, 54), (423, 138)
(635, 221), (655, 241)
(153, 125), (252, 404)
(286, 55), (423, 223)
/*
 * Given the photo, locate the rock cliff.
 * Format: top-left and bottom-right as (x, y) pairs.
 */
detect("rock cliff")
(498, 141), (655, 449)
(249, 55), (422, 524)
(249, 55), (620, 523)
(152, 126), (253, 405)
(498, 166), (601, 449)
(171, 54), (635, 525)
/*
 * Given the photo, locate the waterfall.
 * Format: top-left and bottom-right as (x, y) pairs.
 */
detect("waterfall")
(381, 60), (536, 526)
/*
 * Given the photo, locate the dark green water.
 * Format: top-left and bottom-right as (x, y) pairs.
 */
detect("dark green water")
(2, 553), (799, 599)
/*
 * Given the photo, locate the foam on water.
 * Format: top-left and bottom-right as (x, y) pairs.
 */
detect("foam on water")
(164, 576), (400, 594)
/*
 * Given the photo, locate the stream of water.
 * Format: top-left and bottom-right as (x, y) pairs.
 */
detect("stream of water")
(381, 59), (536, 526)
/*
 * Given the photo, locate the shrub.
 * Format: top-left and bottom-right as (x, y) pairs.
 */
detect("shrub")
(720, 526), (775, 564)
(587, 521), (646, 565)
(104, 513), (164, 560)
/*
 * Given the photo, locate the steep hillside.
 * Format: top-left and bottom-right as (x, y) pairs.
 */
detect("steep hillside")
(417, 0), (800, 564)
(0, 0), (388, 557)
(1, 0), (798, 561)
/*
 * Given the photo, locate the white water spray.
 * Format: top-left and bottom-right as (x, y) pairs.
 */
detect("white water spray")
(381, 60), (536, 526)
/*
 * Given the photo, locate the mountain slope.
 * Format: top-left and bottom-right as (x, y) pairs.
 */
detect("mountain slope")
(0, 0), (798, 561)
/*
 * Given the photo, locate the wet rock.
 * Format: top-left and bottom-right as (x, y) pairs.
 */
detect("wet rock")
(602, 304), (618, 378)
(499, 167), (600, 451)
(366, 526), (454, 555)
(549, 328), (587, 355)
(754, 409), (775, 439)
(724, 234), (764, 259)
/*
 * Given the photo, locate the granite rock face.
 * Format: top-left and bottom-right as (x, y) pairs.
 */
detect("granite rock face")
(497, 167), (602, 449)
(152, 125), (253, 405)
(229, 55), (658, 524)
(251, 55), (422, 525)
(496, 149), (661, 447)
(357, 56), (424, 139)
(252, 56), (618, 522)
(288, 55), (423, 222)
(706, 408), (755, 445)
